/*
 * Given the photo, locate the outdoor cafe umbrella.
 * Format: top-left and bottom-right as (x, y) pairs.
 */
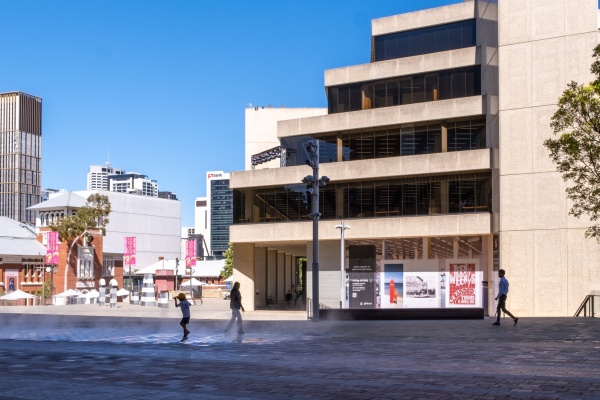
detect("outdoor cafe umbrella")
(116, 288), (130, 296)
(54, 289), (81, 298)
(0, 289), (38, 301)
(76, 290), (100, 299)
(180, 278), (204, 288)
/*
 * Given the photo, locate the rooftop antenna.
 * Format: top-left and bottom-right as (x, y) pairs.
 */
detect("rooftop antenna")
(106, 148), (111, 168)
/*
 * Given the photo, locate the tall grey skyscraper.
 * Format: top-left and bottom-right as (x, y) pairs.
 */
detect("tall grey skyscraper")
(0, 92), (42, 224)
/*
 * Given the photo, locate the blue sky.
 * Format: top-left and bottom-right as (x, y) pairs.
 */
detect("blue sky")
(3, 0), (459, 227)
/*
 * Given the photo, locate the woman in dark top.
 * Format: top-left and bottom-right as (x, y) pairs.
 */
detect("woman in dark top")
(225, 282), (245, 334)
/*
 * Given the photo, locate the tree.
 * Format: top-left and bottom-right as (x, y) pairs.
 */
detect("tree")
(49, 194), (112, 289)
(221, 243), (233, 278)
(544, 44), (600, 242)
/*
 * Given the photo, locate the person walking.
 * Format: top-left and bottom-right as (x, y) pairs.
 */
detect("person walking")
(174, 293), (191, 341)
(493, 269), (518, 326)
(225, 282), (245, 335)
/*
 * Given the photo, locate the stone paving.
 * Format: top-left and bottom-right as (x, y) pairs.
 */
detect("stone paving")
(0, 301), (599, 399)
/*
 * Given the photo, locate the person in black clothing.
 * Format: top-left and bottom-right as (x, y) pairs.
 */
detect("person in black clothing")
(225, 282), (245, 334)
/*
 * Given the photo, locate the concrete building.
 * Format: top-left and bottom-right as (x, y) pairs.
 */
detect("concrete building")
(87, 163), (125, 191)
(0, 92), (42, 225)
(229, 0), (600, 316)
(29, 190), (181, 294)
(109, 172), (158, 197)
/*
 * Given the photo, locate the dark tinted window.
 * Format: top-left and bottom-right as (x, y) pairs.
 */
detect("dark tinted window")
(374, 20), (476, 62)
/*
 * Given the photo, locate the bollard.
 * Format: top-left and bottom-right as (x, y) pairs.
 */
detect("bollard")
(131, 291), (139, 305)
(110, 287), (117, 308)
(158, 292), (169, 308)
(140, 273), (156, 307)
(98, 278), (106, 307)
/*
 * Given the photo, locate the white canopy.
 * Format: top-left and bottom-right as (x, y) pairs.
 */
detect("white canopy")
(224, 276), (234, 282)
(135, 259), (178, 275)
(180, 278), (204, 288)
(116, 288), (130, 296)
(0, 289), (38, 300)
(77, 290), (100, 299)
(54, 289), (81, 298)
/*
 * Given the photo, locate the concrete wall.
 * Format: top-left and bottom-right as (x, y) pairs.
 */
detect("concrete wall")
(245, 107), (326, 171)
(497, 0), (600, 316)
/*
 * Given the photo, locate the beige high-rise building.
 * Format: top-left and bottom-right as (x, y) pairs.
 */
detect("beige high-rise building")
(0, 92), (42, 225)
(229, 0), (600, 317)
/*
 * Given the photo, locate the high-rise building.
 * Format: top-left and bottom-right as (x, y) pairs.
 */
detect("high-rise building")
(87, 163), (125, 190)
(0, 92), (42, 224)
(229, 0), (600, 316)
(109, 172), (158, 197)
(207, 171), (232, 257)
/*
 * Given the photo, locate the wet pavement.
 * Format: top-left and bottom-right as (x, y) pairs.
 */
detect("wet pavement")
(0, 301), (599, 399)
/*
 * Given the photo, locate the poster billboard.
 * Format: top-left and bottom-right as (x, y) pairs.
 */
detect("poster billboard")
(45, 231), (59, 265)
(185, 239), (196, 267)
(124, 236), (136, 266)
(380, 263), (403, 308)
(448, 262), (477, 306)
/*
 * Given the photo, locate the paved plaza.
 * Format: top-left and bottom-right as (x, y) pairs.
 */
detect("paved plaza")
(0, 300), (599, 399)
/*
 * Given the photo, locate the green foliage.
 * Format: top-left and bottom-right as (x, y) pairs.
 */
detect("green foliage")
(221, 243), (234, 278)
(544, 44), (600, 241)
(49, 194), (111, 242)
(36, 280), (55, 304)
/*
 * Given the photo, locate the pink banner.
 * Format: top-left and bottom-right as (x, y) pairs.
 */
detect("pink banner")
(45, 231), (59, 265)
(449, 263), (476, 305)
(185, 239), (196, 267)
(124, 236), (136, 266)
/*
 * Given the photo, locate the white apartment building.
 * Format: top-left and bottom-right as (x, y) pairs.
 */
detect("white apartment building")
(87, 163), (125, 191)
(229, 0), (600, 317)
(109, 172), (158, 197)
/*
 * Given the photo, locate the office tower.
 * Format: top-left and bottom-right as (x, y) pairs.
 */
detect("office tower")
(87, 163), (125, 190)
(0, 92), (42, 224)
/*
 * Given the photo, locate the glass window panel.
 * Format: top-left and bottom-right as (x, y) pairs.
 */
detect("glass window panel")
(400, 127), (415, 156)
(386, 35), (399, 60)
(374, 82), (388, 108)
(462, 20), (476, 47)
(472, 120), (486, 149)
(320, 186), (336, 220)
(374, 36), (385, 62)
(428, 125), (442, 153)
(341, 133), (352, 161)
(317, 135), (338, 163)
(451, 70), (466, 98)
(435, 24), (450, 52)
(349, 84), (362, 112)
(362, 83), (374, 110)
(387, 80), (399, 106)
(374, 181), (390, 217)
(439, 71), (452, 100)
(447, 122), (458, 152)
(360, 182), (375, 218)
(373, 131), (390, 158)
(412, 75), (426, 103)
(413, 126), (429, 154)
(396, 32), (410, 58)
(328, 87), (338, 114)
(425, 74), (439, 102)
(386, 128), (401, 157)
(447, 22), (462, 49)
(422, 27), (436, 54)
(409, 30), (423, 56)
(356, 132), (375, 160)
(346, 185), (362, 218)
(399, 77), (412, 105)
(465, 68), (477, 96)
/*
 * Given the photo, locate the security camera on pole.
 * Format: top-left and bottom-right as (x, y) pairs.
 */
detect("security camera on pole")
(302, 140), (329, 322)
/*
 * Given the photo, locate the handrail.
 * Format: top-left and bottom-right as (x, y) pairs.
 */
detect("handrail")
(574, 291), (600, 317)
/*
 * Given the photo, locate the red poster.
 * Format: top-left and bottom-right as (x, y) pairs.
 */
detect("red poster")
(449, 263), (476, 305)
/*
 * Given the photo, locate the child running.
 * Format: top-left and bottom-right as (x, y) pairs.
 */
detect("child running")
(174, 292), (191, 342)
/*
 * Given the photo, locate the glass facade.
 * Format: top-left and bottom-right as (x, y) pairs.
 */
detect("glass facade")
(328, 66), (481, 114)
(373, 19), (476, 62)
(280, 118), (486, 167)
(233, 172), (491, 224)
(210, 179), (233, 254)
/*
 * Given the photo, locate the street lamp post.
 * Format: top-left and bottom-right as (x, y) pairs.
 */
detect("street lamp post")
(46, 265), (56, 305)
(303, 139), (329, 322)
(334, 222), (350, 309)
(188, 267), (195, 300)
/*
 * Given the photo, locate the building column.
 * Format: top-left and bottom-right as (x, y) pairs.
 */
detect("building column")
(232, 243), (256, 311)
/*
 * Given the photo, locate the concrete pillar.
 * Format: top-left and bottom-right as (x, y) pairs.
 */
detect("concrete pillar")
(423, 237), (430, 260)
(233, 243), (256, 311)
(453, 237), (460, 259)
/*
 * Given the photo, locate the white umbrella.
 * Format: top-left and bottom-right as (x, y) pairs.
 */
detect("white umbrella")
(0, 289), (38, 300)
(116, 288), (130, 296)
(54, 289), (81, 298)
(180, 278), (204, 288)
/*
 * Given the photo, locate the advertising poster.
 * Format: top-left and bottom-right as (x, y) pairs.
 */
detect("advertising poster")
(380, 263), (403, 308)
(449, 263), (476, 306)
(45, 231), (59, 265)
(124, 236), (136, 266)
(348, 245), (376, 309)
(348, 273), (375, 308)
(185, 239), (196, 267)
(403, 272), (438, 308)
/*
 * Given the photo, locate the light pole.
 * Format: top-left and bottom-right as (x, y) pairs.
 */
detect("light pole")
(46, 265), (56, 305)
(334, 222), (350, 309)
(303, 139), (329, 322)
